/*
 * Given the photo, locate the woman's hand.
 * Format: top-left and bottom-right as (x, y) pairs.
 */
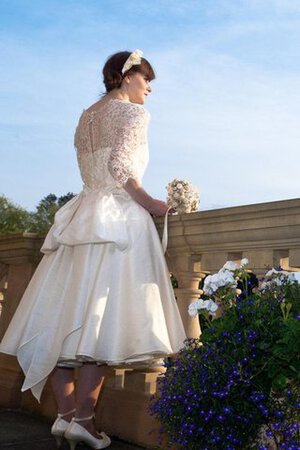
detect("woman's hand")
(124, 178), (173, 217)
(148, 199), (170, 217)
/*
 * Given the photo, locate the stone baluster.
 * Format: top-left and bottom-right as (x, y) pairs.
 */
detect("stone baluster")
(0, 234), (43, 341)
(0, 233), (44, 408)
(167, 254), (207, 339)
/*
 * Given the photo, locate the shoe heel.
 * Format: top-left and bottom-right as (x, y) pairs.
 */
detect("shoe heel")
(67, 439), (78, 450)
(54, 435), (63, 448)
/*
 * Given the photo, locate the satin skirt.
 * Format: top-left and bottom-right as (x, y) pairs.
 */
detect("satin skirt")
(0, 188), (186, 401)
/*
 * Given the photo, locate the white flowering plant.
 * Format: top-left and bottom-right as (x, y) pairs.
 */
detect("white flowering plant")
(259, 268), (300, 323)
(166, 179), (199, 214)
(188, 258), (250, 325)
(188, 298), (219, 317)
(260, 268), (300, 295)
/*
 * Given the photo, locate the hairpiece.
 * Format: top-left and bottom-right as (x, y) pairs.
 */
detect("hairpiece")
(121, 49), (143, 75)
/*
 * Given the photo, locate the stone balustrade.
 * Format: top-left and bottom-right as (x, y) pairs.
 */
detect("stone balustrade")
(0, 198), (300, 447)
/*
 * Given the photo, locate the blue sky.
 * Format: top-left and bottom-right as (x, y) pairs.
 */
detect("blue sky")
(1, 0), (300, 211)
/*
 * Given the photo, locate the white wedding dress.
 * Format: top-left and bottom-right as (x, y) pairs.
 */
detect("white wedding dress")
(0, 99), (186, 401)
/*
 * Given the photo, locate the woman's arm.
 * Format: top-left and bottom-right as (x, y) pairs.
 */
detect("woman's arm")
(107, 104), (169, 216)
(124, 178), (169, 216)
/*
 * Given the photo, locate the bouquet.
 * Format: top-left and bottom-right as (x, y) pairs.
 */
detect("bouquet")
(166, 179), (200, 214)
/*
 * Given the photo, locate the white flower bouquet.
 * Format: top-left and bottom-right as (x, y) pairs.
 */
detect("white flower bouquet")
(166, 179), (199, 214)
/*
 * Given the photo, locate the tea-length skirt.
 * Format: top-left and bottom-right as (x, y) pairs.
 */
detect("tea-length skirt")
(0, 188), (186, 401)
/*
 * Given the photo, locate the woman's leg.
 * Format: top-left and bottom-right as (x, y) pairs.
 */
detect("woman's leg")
(51, 367), (76, 421)
(51, 363), (106, 437)
(74, 363), (106, 437)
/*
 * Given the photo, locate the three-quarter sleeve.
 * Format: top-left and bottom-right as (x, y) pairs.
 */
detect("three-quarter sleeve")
(108, 104), (148, 186)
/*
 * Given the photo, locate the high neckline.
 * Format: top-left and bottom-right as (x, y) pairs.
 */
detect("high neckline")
(83, 98), (145, 116)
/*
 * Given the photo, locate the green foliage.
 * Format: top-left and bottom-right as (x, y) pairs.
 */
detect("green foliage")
(0, 195), (34, 233)
(170, 273), (178, 289)
(29, 192), (75, 233)
(0, 193), (75, 235)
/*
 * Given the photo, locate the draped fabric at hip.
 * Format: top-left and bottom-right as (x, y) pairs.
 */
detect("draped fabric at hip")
(41, 187), (131, 253)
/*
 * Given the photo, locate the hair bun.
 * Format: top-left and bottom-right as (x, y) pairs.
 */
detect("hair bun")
(104, 69), (123, 93)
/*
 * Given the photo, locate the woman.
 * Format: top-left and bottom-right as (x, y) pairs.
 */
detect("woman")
(0, 50), (186, 450)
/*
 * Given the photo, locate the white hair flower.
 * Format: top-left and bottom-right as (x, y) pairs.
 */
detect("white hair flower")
(121, 49), (143, 75)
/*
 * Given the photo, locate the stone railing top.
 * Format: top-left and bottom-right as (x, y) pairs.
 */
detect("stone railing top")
(154, 197), (300, 256)
(0, 232), (44, 265)
(0, 198), (300, 269)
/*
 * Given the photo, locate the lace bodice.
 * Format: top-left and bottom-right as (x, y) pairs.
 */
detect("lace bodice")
(74, 99), (150, 191)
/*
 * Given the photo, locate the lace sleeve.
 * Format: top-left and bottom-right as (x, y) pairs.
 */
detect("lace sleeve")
(108, 103), (149, 186)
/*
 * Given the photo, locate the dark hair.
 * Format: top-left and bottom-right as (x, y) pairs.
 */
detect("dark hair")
(102, 51), (155, 93)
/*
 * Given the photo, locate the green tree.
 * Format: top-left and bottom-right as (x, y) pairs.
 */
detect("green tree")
(0, 193), (75, 235)
(29, 192), (75, 233)
(0, 195), (33, 234)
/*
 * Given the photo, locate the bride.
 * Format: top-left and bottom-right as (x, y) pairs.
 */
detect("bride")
(0, 50), (186, 450)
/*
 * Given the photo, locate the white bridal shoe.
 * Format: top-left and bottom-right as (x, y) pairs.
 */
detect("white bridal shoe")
(64, 414), (111, 450)
(51, 408), (76, 448)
